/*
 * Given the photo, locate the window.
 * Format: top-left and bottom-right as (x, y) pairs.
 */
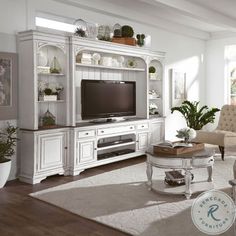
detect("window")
(225, 45), (236, 105)
(35, 17), (76, 32)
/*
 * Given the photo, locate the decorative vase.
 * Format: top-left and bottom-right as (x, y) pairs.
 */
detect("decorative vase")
(0, 160), (11, 188)
(50, 56), (61, 74)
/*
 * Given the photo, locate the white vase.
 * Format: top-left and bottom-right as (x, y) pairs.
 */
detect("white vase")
(0, 160), (11, 188)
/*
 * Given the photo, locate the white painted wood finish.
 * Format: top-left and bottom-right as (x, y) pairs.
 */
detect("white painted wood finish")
(137, 132), (149, 151)
(18, 31), (70, 130)
(18, 30), (166, 184)
(149, 118), (165, 146)
(77, 139), (96, 164)
(19, 129), (69, 184)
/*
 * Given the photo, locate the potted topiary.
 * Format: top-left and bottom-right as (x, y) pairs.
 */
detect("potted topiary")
(112, 25), (136, 46)
(136, 34), (145, 47)
(149, 66), (157, 80)
(0, 124), (18, 188)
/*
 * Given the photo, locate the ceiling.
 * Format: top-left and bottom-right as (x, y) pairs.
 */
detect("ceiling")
(54, 0), (236, 39)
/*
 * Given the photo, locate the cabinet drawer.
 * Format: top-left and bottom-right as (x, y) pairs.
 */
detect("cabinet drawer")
(77, 130), (95, 138)
(97, 125), (135, 136)
(137, 123), (149, 130)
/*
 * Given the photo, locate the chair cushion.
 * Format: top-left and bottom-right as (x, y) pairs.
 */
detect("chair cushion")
(217, 105), (236, 132)
(194, 130), (236, 146)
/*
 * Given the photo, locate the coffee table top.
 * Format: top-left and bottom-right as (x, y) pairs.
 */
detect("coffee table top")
(147, 148), (215, 159)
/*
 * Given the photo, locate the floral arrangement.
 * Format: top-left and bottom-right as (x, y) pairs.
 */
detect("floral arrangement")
(38, 81), (63, 99)
(176, 127), (196, 143)
(149, 102), (158, 115)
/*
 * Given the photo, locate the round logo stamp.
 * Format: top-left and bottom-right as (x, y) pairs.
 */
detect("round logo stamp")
(191, 190), (235, 235)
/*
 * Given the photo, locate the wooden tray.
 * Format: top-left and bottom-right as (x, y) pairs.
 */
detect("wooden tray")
(112, 37), (136, 46)
(153, 142), (204, 155)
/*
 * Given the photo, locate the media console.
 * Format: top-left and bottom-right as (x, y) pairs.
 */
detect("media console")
(69, 119), (151, 176)
(18, 30), (166, 184)
(20, 118), (165, 184)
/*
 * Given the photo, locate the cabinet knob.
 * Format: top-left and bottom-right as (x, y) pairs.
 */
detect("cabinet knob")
(64, 147), (68, 150)
(85, 132), (89, 135)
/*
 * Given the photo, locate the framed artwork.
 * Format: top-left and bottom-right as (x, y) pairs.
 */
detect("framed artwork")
(171, 69), (187, 107)
(0, 52), (17, 120)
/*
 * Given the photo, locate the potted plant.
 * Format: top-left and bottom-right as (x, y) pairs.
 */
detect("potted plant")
(38, 82), (63, 101)
(0, 124), (18, 188)
(149, 66), (157, 80)
(112, 25), (136, 46)
(171, 100), (220, 130)
(136, 34), (145, 47)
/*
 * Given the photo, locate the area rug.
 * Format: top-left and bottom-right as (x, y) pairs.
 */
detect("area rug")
(30, 156), (236, 236)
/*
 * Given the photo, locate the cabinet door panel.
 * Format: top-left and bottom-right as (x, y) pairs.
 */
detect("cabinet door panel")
(78, 140), (96, 164)
(150, 122), (164, 145)
(38, 133), (66, 171)
(137, 132), (148, 151)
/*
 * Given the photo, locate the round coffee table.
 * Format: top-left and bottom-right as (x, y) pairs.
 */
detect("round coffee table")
(146, 149), (215, 199)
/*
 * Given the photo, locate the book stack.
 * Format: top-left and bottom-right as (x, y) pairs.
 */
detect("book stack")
(80, 53), (92, 65)
(165, 170), (194, 186)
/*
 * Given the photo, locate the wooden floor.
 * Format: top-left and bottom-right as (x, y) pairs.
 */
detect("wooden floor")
(0, 156), (145, 236)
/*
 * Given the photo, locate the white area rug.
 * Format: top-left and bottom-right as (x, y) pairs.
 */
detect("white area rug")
(30, 156), (236, 236)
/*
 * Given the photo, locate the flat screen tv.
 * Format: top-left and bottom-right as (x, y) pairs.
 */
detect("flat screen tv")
(81, 79), (136, 120)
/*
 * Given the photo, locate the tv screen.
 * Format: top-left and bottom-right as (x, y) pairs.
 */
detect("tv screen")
(81, 80), (136, 120)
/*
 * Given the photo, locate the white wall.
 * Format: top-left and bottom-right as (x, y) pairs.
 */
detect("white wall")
(205, 36), (236, 129)
(0, 0), (206, 180)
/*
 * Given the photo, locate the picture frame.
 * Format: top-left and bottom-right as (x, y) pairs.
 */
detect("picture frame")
(0, 52), (17, 120)
(171, 69), (187, 107)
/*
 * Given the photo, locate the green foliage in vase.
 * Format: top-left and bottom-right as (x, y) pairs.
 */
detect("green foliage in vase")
(0, 124), (18, 163)
(171, 100), (220, 130)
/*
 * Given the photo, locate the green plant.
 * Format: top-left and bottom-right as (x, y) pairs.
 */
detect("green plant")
(0, 124), (18, 163)
(171, 100), (220, 130)
(149, 66), (156, 74)
(44, 88), (52, 95)
(121, 25), (134, 38)
(42, 116), (55, 126)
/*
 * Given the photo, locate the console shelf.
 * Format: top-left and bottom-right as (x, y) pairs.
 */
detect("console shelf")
(97, 141), (136, 151)
(76, 63), (145, 72)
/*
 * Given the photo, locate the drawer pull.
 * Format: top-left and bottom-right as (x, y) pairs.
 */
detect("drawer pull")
(101, 131), (104, 133)
(64, 147), (68, 150)
(130, 127), (133, 129)
(85, 133), (89, 135)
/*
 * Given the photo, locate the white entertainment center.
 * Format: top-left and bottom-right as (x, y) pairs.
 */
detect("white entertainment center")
(18, 30), (165, 184)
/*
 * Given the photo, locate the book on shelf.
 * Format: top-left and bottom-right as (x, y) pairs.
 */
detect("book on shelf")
(156, 140), (193, 148)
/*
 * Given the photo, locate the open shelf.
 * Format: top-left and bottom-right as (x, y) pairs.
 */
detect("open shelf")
(38, 73), (65, 76)
(76, 63), (145, 72)
(38, 100), (65, 103)
(97, 141), (135, 151)
(97, 149), (135, 160)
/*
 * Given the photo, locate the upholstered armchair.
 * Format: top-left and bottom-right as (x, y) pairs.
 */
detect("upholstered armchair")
(193, 105), (236, 160)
